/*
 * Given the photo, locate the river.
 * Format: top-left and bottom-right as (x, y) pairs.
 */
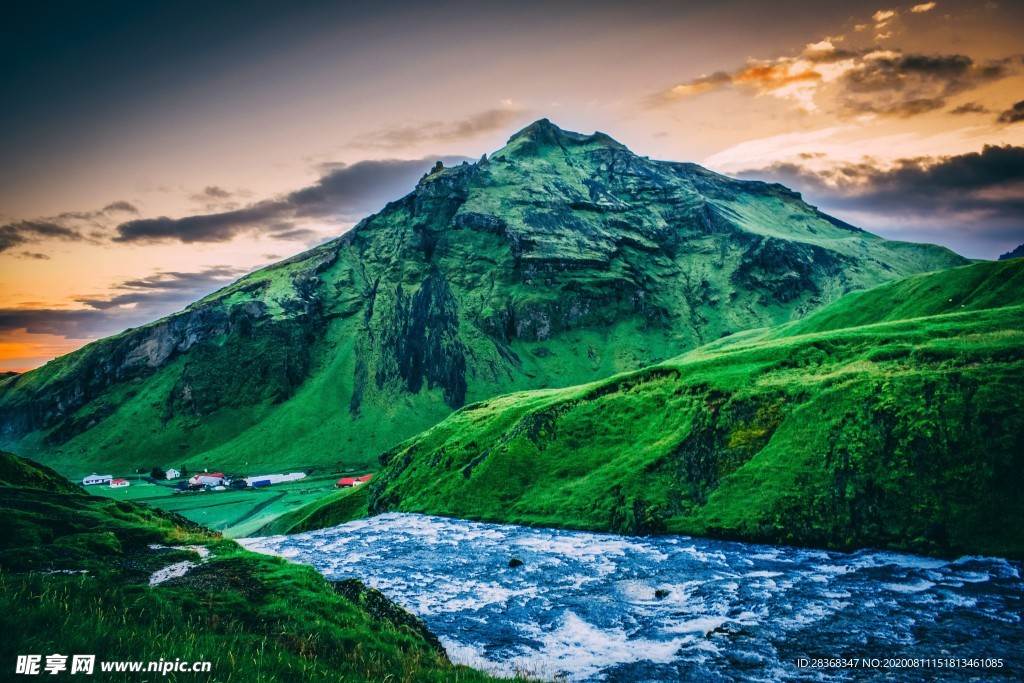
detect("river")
(240, 513), (1022, 682)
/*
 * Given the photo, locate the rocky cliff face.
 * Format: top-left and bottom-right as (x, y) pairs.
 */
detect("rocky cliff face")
(0, 119), (968, 474)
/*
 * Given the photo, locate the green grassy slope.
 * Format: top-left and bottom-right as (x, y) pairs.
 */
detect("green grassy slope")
(0, 450), (505, 682)
(258, 484), (371, 536)
(349, 260), (1024, 558)
(0, 120), (966, 482)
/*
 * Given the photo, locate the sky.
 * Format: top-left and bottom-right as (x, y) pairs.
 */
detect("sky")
(2, 0), (1023, 371)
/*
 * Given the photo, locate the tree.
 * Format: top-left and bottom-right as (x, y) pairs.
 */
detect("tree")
(151, 467), (166, 480)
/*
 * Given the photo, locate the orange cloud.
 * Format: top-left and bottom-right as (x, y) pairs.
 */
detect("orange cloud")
(733, 64), (823, 89)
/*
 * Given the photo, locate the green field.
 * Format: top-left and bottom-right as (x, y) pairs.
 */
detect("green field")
(86, 471), (365, 537)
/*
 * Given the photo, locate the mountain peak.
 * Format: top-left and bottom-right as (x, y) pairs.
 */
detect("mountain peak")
(499, 118), (627, 158)
(508, 118), (564, 141)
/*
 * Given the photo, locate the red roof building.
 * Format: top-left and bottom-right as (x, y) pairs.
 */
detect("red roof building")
(337, 474), (373, 487)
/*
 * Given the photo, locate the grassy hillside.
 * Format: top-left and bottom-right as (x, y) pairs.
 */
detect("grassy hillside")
(346, 260), (1024, 559)
(0, 120), (965, 483)
(0, 450), (506, 682)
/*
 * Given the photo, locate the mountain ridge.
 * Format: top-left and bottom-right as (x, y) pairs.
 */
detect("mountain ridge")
(0, 120), (967, 481)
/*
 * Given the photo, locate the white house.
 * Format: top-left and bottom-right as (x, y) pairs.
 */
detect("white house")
(82, 474), (113, 486)
(165, 468), (181, 480)
(109, 478), (130, 488)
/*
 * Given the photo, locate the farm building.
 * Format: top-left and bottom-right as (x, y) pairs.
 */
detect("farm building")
(337, 474), (373, 488)
(243, 472), (306, 487)
(165, 468), (181, 480)
(189, 472), (226, 486)
(82, 474), (113, 486)
(109, 478), (130, 488)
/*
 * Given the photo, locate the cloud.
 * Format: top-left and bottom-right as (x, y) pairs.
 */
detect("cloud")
(269, 228), (321, 242)
(0, 266), (254, 342)
(0, 308), (113, 339)
(351, 108), (532, 149)
(199, 186), (232, 199)
(839, 53), (1013, 117)
(114, 155), (470, 244)
(0, 220), (83, 253)
(188, 185), (241, 210)
(102, 201), (138, 214)
(653, 40), (858, 110)
(74, 266), (249, 311)
(873, 9), (897, 28)
(737, 145), (1024, 257)
(114, 202), (285, 244)
(17, 251), (51, 260)
(658, 44), (1017, 116)
(653, 4), (1020, 116)
(0, 200), (142, 254)
(948, 102), (989, 114)
(997, 99), (1024, 124)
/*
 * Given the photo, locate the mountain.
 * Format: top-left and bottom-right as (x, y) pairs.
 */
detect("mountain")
(344, 260), (1024, 559)
(0, 449), (500, 682)
(0, 119), (966, 477)
(999, 243), (1024, 260)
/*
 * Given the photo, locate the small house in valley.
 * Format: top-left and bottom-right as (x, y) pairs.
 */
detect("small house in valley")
(189, 472), (226, 486)
(165, 468), (181, 480)
(337, 474), (373, 488)
(82, 474), (113, 486)
(109, 478), (130, 488)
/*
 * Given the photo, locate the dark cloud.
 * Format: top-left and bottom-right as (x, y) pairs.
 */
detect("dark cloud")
(949, 102), (989, 115)
(839, 54), (1015, 117)
(351, 108), (532, 149)
(269, 228), (321, 242)
(114, 155), (470, 244)
(737, 145), (1024, 257)
(0, 201), (142, 254)
(102, 200), (138, 213)
(997, 99), (1024, 124)
(189, 186), (239, 208)
(0, 266), (253, 341)
(17, 251), (50, 260)
(74, 266), (248, 311)
(0, 220), (82, 253)
(114, 201), (283, 244)
(200, 186), (232, 199)
(0, 308), (112, 339)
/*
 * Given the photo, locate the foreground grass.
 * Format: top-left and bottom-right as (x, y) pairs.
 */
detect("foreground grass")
(0, 452), (512, 682)
(349, 260), (1024, 559)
